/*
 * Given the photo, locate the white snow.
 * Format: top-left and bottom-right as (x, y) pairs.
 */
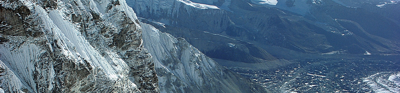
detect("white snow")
(364, 51), (372, 55)
(228, 43), (236, 47)
(142, 22), (228, 92)
(251, 0), (278, 5)
(47, 10), (120, 79)
(388, 73), (400, 86)
(363, 72), (400, 93)
(26, 0), (137, 81)
(178, 0), (220, 9)
(376, 0), (399, 8)
(306, 73), (326, 77)
(0, 43), (41, 92)
(0, 60), (31, 92)
(250, 0), (311, 15)
(322, 51), (340, 55)
(376, 3), (387, 7)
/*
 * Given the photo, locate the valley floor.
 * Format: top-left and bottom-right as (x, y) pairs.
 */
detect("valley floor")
(216, 54), (400, 92)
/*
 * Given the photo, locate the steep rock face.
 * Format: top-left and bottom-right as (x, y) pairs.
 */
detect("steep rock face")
(141, 22), (267, 93)
(0, 0), (158, 92)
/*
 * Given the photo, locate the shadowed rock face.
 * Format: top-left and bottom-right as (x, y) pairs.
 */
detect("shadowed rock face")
(0, 0), (158, 92)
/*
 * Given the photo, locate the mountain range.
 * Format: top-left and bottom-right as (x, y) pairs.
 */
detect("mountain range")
(1, 0), (399, 92)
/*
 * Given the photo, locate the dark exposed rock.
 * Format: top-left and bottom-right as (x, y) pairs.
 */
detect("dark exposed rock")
(39, 0), (58, 9)
(0, 5), (30, 36)
(0, 37), (9, 44)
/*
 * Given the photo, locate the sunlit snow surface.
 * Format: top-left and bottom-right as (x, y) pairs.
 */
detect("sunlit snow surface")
(251, 0), (278, 5)
(178, 0), (219, 9)
(376, 0), (399, 8)
(364, 72), (400, 92)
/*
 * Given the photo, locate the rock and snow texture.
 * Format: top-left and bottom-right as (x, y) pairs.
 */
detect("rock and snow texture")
(363, 72), (400, 93)
(332, 0), (400, 8)
(141, 22), (267, 93)
(128, 0), (231, 34)
(251, 0), (278, 5)
(0, 0), (158, 92)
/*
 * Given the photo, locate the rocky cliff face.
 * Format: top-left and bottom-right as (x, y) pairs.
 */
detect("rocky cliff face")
(141, 22), (267, 93)
(0, 0), (158, 92)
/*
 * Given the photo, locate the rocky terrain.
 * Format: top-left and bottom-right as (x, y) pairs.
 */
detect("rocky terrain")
(142, 22), (266, 93)
(128, 0), (400, 92)
(0, 0), (267, 92)
(128, 0), (400, 62)
(1, 0), (399, 92)
(0, 0), (158, 92)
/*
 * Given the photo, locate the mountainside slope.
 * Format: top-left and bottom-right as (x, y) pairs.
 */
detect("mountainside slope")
(128, 0), (400, 92)
(128, 0), (400, 62)
(141, 22), (267, 93)
(0, 0), (158, 92)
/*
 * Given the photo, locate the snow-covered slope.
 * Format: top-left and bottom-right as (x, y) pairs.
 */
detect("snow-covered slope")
(0, 0), (158, 92)
(363, 72), (400, 93)
(141, 22), (267, 93)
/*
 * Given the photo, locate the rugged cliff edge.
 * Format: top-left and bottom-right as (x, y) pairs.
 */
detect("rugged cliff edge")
(0, 0), (158, 92)
(141, 22), (267, 93)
